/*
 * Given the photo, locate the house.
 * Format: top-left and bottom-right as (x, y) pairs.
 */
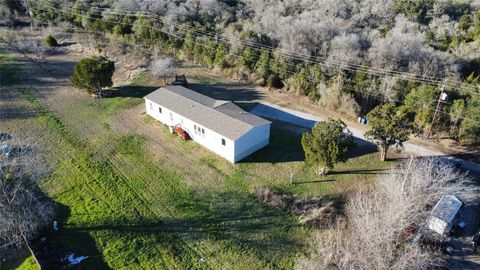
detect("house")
(427, 195), (463, 235)
(144, 86), (271, 163)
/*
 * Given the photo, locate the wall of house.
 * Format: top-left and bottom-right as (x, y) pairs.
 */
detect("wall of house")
(145, 99), (236, 162)
(234, 124), (270, 163)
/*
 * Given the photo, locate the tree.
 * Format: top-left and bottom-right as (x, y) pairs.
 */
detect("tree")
(365, 103), (412, 161)
(70, 56), (115, 95)
(458, 95), (480, 145)
(255, 51), (271, 79)
(0, 137), (53, 267)
(182, 32), (195, 60)
(150, 57), (177, 85)
(44, 35), (58, 47)
(297, 157), (465, 270)
(214, 42), (228, 68)
(132, 16), (163, 47)
(301, 118), (354, 173)
(237, 47), (257, 70)
(403, 85), (439, 133)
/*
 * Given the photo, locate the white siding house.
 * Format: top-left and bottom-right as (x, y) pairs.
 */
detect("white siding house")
(144, 86), (271, 163)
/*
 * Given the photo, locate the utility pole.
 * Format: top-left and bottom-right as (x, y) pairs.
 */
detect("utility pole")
(427, 87), (448, 139)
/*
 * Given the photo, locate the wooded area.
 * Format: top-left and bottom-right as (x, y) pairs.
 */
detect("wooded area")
(3, 0), (478, 144)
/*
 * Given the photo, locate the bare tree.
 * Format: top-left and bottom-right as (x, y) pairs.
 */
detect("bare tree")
(0, 136), (53, 267)
(296, 157), (466, 270)
(0, 31), (46, 59)
(149, 56), (177, 85)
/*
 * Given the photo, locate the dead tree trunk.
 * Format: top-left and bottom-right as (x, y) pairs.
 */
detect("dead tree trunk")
(20, 229), (42, 270)
(380, 146), (388, 162)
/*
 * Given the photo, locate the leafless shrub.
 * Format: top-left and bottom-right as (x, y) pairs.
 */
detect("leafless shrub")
(150, 56), (177, 84)
(18, 38), (46, 58)
(296, 157), (466, 270)
(253, 187), (337, 227)
(317, 76), (360, 118)
(299, 201), (336, 227)
(0, 136), (53, 262)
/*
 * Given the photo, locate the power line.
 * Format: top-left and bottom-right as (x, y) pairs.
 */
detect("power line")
(34, 0), (480, 95)
(27, 0), (480, 124)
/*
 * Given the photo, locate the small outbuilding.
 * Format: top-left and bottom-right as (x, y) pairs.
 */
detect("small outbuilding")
(144, 86), (271, 163)
(171, 74), (188, 86)
(427, 195), (463, 235)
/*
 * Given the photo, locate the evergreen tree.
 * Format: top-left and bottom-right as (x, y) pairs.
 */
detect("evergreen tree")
(365, 103), (412, 161)
(214, 42), (228, 68)
(255, 51), (271, 79)
(237, 47), (257, 70)
(70, 56), (115, 95)
(301, 118), (354, 172)
(182, 32), (195, 60)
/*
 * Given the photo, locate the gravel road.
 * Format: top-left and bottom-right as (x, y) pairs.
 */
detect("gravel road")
(250, 101), (480, 173)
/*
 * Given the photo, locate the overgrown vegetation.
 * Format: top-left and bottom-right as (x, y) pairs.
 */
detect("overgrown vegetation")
(297, 157), (467, 270)
(10, 0), (478, 144)
(0, 136), (53, 268)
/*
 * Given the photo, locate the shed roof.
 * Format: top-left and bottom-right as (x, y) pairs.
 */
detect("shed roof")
(144, 86), (270, 140)
(430, 195), (463, 224)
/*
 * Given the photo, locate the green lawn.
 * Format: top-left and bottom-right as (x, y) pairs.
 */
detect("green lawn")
(0, 47), (397, 269)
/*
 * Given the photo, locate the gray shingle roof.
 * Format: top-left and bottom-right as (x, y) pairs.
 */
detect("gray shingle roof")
(144, 86), (270, 140)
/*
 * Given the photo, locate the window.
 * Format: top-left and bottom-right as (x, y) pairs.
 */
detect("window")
(170, 112), (173, 121)
(149, 102), (153, 110)
(158, 106), (162, 113)
(221, 138), (226, 146)
(194, 124), (197, 134)
(201, 128), (205, 136)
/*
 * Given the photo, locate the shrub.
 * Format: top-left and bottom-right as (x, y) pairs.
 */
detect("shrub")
(301, 118), (354, 172)
(44, 35), (58, 47)
(70, 56), (115, 95)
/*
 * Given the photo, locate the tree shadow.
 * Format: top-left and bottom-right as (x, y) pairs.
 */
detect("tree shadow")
(59, 191), (304, 269)
(188, 82), (264, 102)
(3, 187), (110, 269)
(293, 179), (336, 185)
(241, 125), (305, 164)
(108, 85), (158, 98)
(328, 168), (389, 175)
(349, 138), (378, 158)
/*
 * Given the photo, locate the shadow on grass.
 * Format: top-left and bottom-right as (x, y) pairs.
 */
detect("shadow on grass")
(293, 179), (336, 185)
(65, 191), (303, 269)
(328, 168), (390, 175)
(109, 85), (158, 98)
(241, 125), (305, 164)
(188, 82), (264, 102)
(3, 188), (110, 269)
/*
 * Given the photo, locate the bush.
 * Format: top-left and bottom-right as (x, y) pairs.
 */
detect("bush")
(301, 118), (354, 171)
(70, 56), (115, 95)
(44, 35), (58, 47)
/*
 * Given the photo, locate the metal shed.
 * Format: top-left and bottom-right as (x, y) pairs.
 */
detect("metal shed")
(427, 195), (463, 235)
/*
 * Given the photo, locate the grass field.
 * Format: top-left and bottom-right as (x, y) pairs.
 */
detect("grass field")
(0, 45), (398, 269)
